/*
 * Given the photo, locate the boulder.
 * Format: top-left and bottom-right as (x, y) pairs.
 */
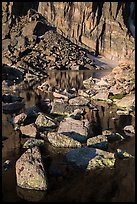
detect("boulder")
(65, 147), (115, 170)
(23, 138), (45, 149)
(58, 117), (90, 143)
(51, 99), (76, 115)
(16, 146), (47, 190)
(87, 135), (108, 150)
(114, 94), (135, 111)
(92, 91), (110, 102)
(69, 96), (90, 106)
(35, 113), (57, 129)
(47, 132), (81, 148)
(20, 124), (37, 137)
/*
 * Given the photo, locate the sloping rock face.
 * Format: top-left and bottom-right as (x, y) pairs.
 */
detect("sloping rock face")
(2, 2), (134, 61)
(38, 2), (135, 60)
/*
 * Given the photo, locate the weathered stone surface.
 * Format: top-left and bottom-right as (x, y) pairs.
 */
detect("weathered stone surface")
(69, 96), (90, 106)
(92, 91), (110, 102)
(23, 138), (45, 149)
(35, 113), (56, 129)
(87, 135), (108, 150)
(114, 94), (135, 110)
(58, 117), (90, 143)
(83, 77), (95, 89)
(16, 146), (47, 190)
(51, 99), (76, 115)
(65, 147), (115, 170)
(20, 124), (37, 137)
(115, 149), (134, 159)
(47, 132), (81, 148)
(13, 112), (27, 124)
(38, 2), (135, 61)
(53, 92), (68, 100)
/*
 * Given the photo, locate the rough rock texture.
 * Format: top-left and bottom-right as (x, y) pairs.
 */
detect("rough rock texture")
(2, 2), (135, 61)
(58, 117), (90, 143)
(87, 135), (108, 150)
(47, 132), (81, 148)
(66, 147), (115, 170)
(14, 112), (27, 124)
(16, 146), (47, 190)
(20, 124), (37, 137)
(38, 2), (135, 60)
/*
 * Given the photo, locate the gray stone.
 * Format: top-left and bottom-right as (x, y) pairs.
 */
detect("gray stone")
(65, 147), (115, 170)
(35, 113), (56, 129)
(16, 146), (47, 190)
(23, 138), (45, 149)
(58, 117), (89, 143)
(114, 94), (135, 110)
(51, 99), (76, 115)
(47, 132), (81, 148)
(69, 96), (90, 106)
(87, 135), (108, 150)
(92, 91), (110, 101)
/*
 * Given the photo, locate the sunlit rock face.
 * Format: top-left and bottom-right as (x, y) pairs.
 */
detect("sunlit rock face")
(38, 2), (135, 61)
(2, 2), (135, 60)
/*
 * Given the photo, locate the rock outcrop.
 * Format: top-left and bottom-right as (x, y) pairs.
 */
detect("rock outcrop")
(2, 2), (135, 61)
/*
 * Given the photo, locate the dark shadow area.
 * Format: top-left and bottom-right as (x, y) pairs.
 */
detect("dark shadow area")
(11, 2), (39, 18)
(2, 65), (24, 84)
(90, 2), (104, 33)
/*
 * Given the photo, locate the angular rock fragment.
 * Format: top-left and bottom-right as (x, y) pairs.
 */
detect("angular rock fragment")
(16, 146), (47, 190)
(47, 132), (81, 148)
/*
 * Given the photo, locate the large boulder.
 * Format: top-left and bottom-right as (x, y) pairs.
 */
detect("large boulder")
(47, 132), (81, 148)
(58, 117), (90, 143)
(65, 147), (115, 170)
(114, 94), (135, 111)
(35, 113), (57, 129)
(16, 146), (47, 190)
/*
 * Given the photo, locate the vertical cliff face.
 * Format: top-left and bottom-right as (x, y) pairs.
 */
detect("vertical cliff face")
(2, 2), (135, 61)
(38, 2), (135, 60)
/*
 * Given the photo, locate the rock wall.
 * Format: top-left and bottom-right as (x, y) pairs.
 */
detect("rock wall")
(2, 2), (135, 61)
(38, 2), (135, 60)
